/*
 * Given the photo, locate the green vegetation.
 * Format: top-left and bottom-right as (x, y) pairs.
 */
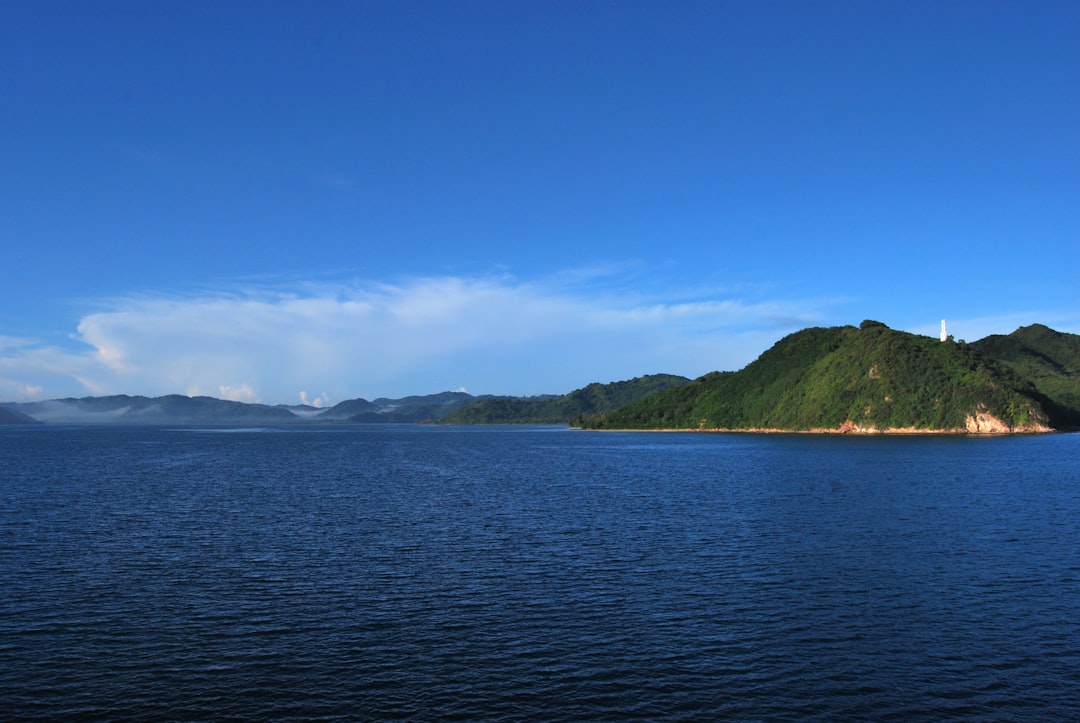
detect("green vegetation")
(317, 391), (479, 422)
(971, 324), (1080, 426)
(577, 322), (1064, 432)
(10, 323), (1079, 431)
(440, 374), (691, 424)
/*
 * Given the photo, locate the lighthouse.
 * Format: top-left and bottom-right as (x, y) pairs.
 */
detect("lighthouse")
(940, 319), (947, 342)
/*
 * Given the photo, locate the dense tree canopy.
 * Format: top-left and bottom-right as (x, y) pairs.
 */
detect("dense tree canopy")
(577, 322), (1076, 432)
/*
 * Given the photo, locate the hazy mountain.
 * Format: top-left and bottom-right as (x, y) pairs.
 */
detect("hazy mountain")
(313, 397), (379, 420)
(315, 391), (480, 422)
(6, 392), (486, 425)
(9, 395), (299, 424)
(0, 406), (41, 424)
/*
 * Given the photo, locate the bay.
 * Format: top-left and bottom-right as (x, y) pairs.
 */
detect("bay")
(1, 425), (1078, 720)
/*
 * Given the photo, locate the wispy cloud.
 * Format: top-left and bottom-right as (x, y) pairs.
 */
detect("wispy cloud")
(1, 273), (840, 403)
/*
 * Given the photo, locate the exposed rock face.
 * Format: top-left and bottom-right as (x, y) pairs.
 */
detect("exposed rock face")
(964, 411), (1052, 434)
(837, 419), (875, 433)
(965, 412), (1011, 434)
(831, 413), (1054, 435)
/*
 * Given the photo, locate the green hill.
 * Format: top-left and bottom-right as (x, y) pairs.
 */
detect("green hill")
(971, 323), (1080, 427)
(316, 391), (479, 422)
(577, 321), (1061, 433)
(441, 374), (691, 424)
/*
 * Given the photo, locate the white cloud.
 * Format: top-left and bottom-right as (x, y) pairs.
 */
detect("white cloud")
(1, 273), (840, 404)
(299, 391), (330, 408)
(0, 381), (43, 401)
(218, 384), (259, 403)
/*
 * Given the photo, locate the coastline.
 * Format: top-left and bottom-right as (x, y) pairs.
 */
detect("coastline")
(578, 428), (1055, 435)
(576, 421), (1056, 435)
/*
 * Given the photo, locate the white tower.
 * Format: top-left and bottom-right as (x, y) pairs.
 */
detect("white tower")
(940, 319), (947, 342)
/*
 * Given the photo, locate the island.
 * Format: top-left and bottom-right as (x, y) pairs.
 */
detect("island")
(574, 321), (1080, 434)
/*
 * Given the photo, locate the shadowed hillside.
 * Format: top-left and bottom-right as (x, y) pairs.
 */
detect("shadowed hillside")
(972, 324), (1080, 427)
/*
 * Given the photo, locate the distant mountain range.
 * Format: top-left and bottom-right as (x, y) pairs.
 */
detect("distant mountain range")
(0, 377), (683, 426)
(0, 392), (475, 426)
(3, 394), (302, 425)
(5, 322), (1079, 433)
(313, 391), (480, 423)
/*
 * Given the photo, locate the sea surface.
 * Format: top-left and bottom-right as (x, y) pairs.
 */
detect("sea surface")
(1, 424), (1078, 720)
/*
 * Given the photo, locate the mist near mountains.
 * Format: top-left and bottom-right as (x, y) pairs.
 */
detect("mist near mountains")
(1, 392), (478, 426)
(5, 323), (1080, 432)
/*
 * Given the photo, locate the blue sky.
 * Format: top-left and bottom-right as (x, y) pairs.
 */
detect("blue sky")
(2, 1), (1078, 405)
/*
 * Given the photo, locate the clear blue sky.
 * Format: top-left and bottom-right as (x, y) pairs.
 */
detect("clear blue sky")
(2, 0), (1078, 405)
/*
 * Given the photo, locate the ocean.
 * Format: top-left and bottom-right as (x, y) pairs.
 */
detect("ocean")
(1, 425), (1078, 720)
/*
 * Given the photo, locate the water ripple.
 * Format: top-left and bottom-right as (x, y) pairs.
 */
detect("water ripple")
(1, 426), (1078, 719)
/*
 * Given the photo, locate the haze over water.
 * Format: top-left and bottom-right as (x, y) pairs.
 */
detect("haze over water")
(2, 425), (1078, 719)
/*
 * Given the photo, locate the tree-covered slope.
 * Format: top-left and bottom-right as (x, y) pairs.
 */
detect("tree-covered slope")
(441, 374), (691, 424)
(971, 324), (1080, 426)
(316, 391), (479, 422)
(438, 395), (562, 424)
(578, 321), (1056, 433)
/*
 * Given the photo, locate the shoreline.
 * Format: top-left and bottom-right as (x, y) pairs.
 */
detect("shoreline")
(576, 425), (1057, 436)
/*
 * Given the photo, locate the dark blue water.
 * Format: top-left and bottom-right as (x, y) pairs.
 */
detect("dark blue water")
(1, 425), (1078, 720)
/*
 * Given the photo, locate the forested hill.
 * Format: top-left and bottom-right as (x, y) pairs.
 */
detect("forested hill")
(971, 324), (1080, 428)
(440, 374), (691, 424)
(576, 321), (1073, 433)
